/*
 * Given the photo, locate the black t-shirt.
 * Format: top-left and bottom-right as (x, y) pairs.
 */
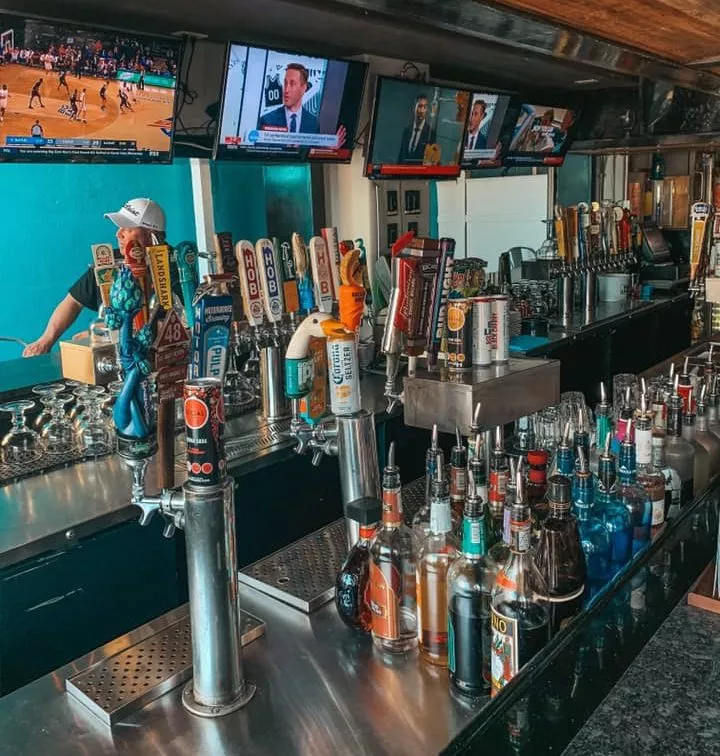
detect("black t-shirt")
(68, 248), (183, 312)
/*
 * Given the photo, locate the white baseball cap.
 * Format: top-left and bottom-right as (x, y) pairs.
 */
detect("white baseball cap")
(104, 198), (166, 233)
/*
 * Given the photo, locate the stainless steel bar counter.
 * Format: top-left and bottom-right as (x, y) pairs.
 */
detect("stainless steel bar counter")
(0, 579), (483, 756)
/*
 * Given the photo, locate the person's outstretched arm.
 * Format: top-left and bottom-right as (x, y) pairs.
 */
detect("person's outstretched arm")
(23, 294), (83, 356)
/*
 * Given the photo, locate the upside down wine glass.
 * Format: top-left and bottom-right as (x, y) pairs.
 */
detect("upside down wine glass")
(0, 401), (41, 465)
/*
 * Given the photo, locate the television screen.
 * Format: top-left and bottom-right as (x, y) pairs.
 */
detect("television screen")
(216, 43), (367, 162)
(459, 92), (517, 170)
(365, 76), (469, 179)
(0, 14), (181, 163)
(505, 103), (578, 166)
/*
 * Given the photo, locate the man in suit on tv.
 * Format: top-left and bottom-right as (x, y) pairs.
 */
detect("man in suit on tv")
(398, 94), (431, 163)
(258, 63), (320, 134)
(465, 99), (489, 151)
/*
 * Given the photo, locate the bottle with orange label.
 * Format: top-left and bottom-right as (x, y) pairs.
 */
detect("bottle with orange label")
(490, 467), (550, 697)
(489, 426), (509, 516)
(369, 442), (417, 653)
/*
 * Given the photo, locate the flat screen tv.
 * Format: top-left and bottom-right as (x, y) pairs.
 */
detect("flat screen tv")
(459, 92), (518, 170)
(365, 76), (469, 179)
(0, 14), (181, 163)
(505, 102), (579, 167)
(215, 42), (367, 162)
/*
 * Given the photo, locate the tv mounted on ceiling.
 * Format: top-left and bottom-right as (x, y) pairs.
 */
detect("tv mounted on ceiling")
(505, 102), (579, 167)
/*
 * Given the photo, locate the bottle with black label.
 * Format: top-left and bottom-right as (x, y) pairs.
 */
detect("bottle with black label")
(490, 468), (549, 696)
(534, 474), (586, 635)
(664, 377), (695, 508)
(447, 470), (492, 694)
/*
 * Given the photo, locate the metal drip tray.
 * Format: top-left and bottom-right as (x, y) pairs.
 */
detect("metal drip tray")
(239, 519), (348, 612)
(239, 477), (426, 613)
(65, 609), (265, 725)
(225, 419), (292, 461)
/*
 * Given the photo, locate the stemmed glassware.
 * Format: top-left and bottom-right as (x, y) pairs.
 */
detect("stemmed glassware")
(70, 384), (90, 430)
(32, 383), (65, 432)
(0, 400), (41, 465)
(75, 386), (112, 455)
(41, 392), (77, 456)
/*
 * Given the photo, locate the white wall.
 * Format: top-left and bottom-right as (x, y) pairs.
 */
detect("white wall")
(437, 173), (548, 273)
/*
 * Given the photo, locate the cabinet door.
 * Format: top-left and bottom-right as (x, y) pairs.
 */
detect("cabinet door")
(0, 516), (179, 695)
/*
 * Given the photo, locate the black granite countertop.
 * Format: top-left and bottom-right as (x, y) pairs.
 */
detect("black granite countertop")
(563, 597), (720, 756)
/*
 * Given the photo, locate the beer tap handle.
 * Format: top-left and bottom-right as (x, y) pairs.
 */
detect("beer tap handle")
(135, 496), (161, 527)
(255, 238), (285, 330)
(309, 236), (336, 314)
(162, 518), (176, 539)
(234, 241), (265, 330)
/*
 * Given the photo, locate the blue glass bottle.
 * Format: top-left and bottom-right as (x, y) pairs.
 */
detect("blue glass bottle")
(595, 432), (632, 577)
(617, 421), (652, 555)
(573, 447), (611, 599)
(554, 421), (575, 477)
(590, 382), (613, 476)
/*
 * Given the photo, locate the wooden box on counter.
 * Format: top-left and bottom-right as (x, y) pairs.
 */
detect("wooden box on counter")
(59, 333), (117, 385)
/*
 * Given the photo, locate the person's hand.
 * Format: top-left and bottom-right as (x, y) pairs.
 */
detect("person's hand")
(23, 337), (52, 357)
(336, 124), (347, 149)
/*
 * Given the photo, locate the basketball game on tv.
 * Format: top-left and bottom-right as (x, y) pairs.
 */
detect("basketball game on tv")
(0, 15), (181, 163)
(216, 43), (367, 162)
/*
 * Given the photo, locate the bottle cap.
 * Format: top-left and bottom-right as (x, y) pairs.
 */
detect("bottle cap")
(450, 427), (467, 467)
(548, 474), (571, 504)
(465, 470), (482, 518)
(345, 496), (382, 525)
(527, 449), (548, 467)
(469, 402), (482, 434)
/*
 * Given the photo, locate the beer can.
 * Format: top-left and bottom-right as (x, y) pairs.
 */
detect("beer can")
(184, 378), (226, 487)
(326, 332), (361, 416)
(472, 297), (493, 367)
(446, 298), (472, 372)
(490, 295), (509, 364)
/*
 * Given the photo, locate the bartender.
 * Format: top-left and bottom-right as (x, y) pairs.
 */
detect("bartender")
(23, 198), (168, 357)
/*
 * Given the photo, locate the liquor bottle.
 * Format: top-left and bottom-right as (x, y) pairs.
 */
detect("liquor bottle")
(590, 381), (613, 474)
(369, 442), (417, 653)
(706, 375), (720, 441)
(417, 462), (458, 666)
(612, 387), (634, 456)
(617, 420), (652, 555)
(413, 451), (461, 551)
(634, 397), (667, 531)
(573, 407), (590, 471)
(650, 384), (667, 434)
(682, 390), (711, 494)
(527, 448), (549, 543)
(573, 447), (611, 598)
(595, 432), (633, 575)
(335, 520), (377, 632)
(449, 427), (468, 518)
(535, 474), (586, 635)
(651, 430), (681, 525)
(664, 378), (695, 505)
(488, 456), (517, 575)
(513, 414), (536, 457)
(467, 402), (484, 461)
(692, 385), (720, 478)
(490, 470), (550, 696)
(553, 421), (574, 477)
(469, 434), (491, 539)
(489, 425), (510, 514)
(424, 423), (444, 504)
(448, 472), (492, 694)
(677, 356), (692, 412)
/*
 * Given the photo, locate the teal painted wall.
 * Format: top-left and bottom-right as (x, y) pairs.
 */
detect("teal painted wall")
(0, 160), (311, 361)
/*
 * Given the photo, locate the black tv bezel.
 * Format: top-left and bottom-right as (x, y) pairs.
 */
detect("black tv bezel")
(459, 91), (521, 172)
(214, 40), (368, 164)
(503, 100), (581, 168)
(364, 74), (471, 181)
(0, 12), (183, 165)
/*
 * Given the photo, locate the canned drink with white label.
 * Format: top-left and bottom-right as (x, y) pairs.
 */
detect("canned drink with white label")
(184, 378), (226, 488)
(472, 297), (493, 367)
(446, 298), (473, 372)
(327, 333), (361, 416)
(490, 295), (509, 364)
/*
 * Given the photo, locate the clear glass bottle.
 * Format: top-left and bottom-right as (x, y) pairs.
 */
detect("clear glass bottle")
(573, 407), (591, 472)
(469, 433), (489, 512)
(634, 401), (667, 532)
(535, 474), (586, 635)
(467, 402), (484, 461)
(664, 382), (695, 507)
(682, 401), (710, 494)
(573, 447), (611, 599)
(617, 421), (652, 555)
(448, 472), (492, 695)
(489, 425), (509, 514)
(488, 456), (517, 575)
(595, 432), (633, 575)
(590, 382), (612, 475)
(449, 427), (468, 520)
(413, 451), (461, 553)
(424, 423), (444, 504)
(490, 474), (550, 697)
(651, 431), (681, 524)
(417, 463), (458, 666)
(692, 386), (720, 478)
(612, 387), (634, 456)
(369, 442), (417, 653)
(706, 376), (720, 441)
(527, 448), (549, 543)
(335, 520), (378, 633)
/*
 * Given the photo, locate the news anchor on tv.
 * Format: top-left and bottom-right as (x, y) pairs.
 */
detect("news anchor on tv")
(398, 94), (431, 163)
(258, 63), (320, 134)
(465, 99), (488, 151)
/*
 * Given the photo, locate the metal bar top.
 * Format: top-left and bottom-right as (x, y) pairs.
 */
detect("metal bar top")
(0, 582), (485, 756)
